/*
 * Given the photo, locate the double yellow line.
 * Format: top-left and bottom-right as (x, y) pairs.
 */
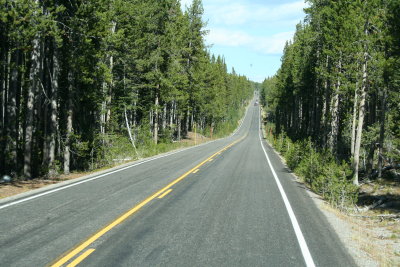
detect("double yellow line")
(50, 136), (245, 267)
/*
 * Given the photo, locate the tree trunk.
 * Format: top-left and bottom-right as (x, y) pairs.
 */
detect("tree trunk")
(378, 88), (387, 178)
(150, 109), (153, 135)
(351, 82), (359, 157)
(24, 35), (42, 178)
(162, 104), (167, 130)
(7, 49), (19, 173)
(103, 21), (116, 133)
(177, 115), (181, 141)
(124, 107), (138, 158)
(328, 55), (341, 155)
(191, 110), (194, 131)
(329, 91), (340, 153)
(185, 108), (189, 137)
(366, 93), (377, 175)
(0, 45), (9, 175)
(153, 89), (159, 144)
(353, 52), (368, 186)
(64, 71), (73, 175)
(100, 83), (106, 136)
(49, 45), (59, 176)
(133, 89), (138, 128)
(322, 55), (330, 147)
(366, 142), (375, 176)
(169, 100), (174, 128)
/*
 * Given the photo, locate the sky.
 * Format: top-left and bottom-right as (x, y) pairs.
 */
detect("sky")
(180, 0), (308, 83)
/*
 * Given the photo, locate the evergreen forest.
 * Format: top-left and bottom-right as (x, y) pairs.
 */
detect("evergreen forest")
(0, 0), (253, 179)
(261, 0), (400, 204)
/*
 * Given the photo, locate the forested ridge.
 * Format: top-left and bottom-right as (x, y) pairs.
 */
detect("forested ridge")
(0, 0), (253, 179)
(261, 0), (400, 205)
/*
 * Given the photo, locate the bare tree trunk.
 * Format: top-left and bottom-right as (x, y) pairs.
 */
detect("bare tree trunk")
(0, 44), (9, 175)
(24, 35), (42, 178)
(162, 104), (167, 130)
(366, 92), (378, 175)
(49, 45), (59, 176)
(100, 80), (106, 135)
(353, 52), (368, 186)
(133, 89), (138, 128)
(185, 108), (189, 137)
(173, 100), (176, 124)
(328, 56), (341, 154)
(150, 109), (153, 135)
(351, 82), (359, 157)
(64, 71), (73, 175)
(7, 49), (19, 173)
(329, 92), (340, 153)
(191, 110), (194, 131)
(322, 55), (330, 148)
(153, 88), (159, 144)
(169, 100), (174, 128)
(103, 21), (116, 134)
(378, 88), (387, 178)
(177, 115), (181, 141)
(124, 107), (138, 158)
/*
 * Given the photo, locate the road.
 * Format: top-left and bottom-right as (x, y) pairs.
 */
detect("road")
(0, 100), (355, 267)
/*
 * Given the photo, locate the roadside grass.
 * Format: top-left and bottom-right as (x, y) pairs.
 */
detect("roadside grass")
(260, 107), (400, 266)
(0, 133), (201, 199)
(0, 104), (249, 200)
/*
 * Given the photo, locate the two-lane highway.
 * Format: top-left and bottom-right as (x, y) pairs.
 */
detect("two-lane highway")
(0, 100), (355, 266)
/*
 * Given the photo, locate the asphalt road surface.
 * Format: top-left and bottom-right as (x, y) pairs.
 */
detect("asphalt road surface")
(0, 100), (355, 267)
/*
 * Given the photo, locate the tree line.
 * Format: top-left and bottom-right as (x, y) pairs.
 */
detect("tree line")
(261, 0), (400, 186)
(0, 0), (253, 179)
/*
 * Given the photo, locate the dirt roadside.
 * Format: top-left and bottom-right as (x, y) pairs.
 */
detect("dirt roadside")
(0, 132), (210, 200)
(261, 132), (400, 266)
(2, 124), (399, 266)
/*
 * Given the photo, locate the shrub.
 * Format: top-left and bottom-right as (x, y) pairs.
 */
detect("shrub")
(275, 132), (288, 154)
(318, 161), (358, 209)
(295, 146), (322, 185)
(286, 138), (312, 171)
(267, 130), (358, 209)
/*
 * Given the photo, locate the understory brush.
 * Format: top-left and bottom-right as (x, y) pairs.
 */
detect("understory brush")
(265, 123), (358, 209)
(72, 108), (247, 174)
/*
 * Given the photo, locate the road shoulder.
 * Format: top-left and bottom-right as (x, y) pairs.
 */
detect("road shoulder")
(263, 138), (399, 266)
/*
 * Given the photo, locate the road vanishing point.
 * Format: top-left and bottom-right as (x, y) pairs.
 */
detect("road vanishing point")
(0, 99), (355, 267)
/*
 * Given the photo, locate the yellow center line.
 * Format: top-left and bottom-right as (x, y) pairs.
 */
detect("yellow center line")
(157, 189), (172, 199)
(192, 169), (200, 174)
(66, 249), (95, 267)
(50, 136), (245, 267)
(208, 158), (214, 162)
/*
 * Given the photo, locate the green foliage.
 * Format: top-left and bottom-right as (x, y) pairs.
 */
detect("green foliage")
(285, 139), (311, 171)
(0, 0), (253, 178)
(261, 0), (400, 182)
(266, 125), (358, 209)
(94, 134), (137, 170)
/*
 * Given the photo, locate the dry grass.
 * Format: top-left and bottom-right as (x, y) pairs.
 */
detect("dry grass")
(0, 172), (93, 199)
(0, 133), (210, 200)
(321, 200), (400, 266)
(180, 131), (210, 145)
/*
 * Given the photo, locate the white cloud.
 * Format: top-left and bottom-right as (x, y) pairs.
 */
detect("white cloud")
(255, 31), (294, 54)
(207, 28), (294, 55)
(207, 28), (252, 47)
(206, 0), (307, 26)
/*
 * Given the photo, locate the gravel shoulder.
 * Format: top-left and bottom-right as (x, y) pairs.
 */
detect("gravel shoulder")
(269, 143), (400, 267)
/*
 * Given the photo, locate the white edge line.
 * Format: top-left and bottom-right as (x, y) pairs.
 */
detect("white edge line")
(258, 107), (316, 267)
(0, 101), (252, 211)
(229, 99), (251, 137)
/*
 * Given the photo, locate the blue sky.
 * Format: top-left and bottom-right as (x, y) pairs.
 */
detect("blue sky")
(181, 0), (308, 83)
